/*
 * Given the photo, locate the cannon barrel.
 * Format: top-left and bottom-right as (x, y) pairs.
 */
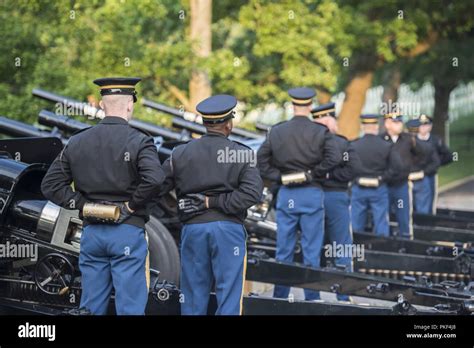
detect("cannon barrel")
(171, 117), (207, 135)
(130, 121), (187, 141)
(36, 111), (172, 157)
(142, 98), (264, 140)
(142, 98), (188, 118)
(38, 110), (186, 142)
(0, 116), (64, 142)
(255, 122), (271, 133)
(32, 88), (105, 119)
(32, 89), (255, 146)
(33, 89), (254, 144)
(38, 110), (89, 133)
(33, 89), (189, 141)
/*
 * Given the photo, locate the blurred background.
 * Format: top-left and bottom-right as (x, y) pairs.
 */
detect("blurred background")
(1, 0), (473, 188)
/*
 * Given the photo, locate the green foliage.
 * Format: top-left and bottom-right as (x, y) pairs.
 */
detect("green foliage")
(0, 0), (473, 126)
(239, 0), (352, 97)
(0, 0), (190, 123)
(401, 36), (474, 90)
(237, 0), (474, 102)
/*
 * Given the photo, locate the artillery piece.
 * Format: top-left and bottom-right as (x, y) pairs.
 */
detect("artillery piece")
(0, 92), (473, 314)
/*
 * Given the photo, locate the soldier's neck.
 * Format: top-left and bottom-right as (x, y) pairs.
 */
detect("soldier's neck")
(418, 133), (430, 141)
(105, 114), (129, 122)
(206, 129), (228, 137)
(386, 130), (399, 138)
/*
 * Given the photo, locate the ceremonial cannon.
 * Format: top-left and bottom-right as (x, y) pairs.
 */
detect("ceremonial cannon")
(0, 116), (66, 144)
(32, 89), (256, 146)
(36, 110), (177, 160)
(1, 94), (473, 314)
(0, 118), (181, 292)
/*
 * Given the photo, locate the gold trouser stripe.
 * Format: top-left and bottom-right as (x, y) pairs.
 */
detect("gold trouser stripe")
(145, 233), (150, 292)
(408, 180), (414, 240)
(239, 249), (247, 316)
(349, 213), (354, 271)
(432, 174), (438, 214)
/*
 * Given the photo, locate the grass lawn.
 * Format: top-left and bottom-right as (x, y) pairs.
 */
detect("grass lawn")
(438, 114), (474, 187)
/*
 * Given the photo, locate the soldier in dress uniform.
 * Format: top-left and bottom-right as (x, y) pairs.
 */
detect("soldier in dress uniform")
(311, 102), (361, 273)
(257, 88), (341, 300)
(417, 114), (453, 213)
(41, 77), (165, 315)
(406, 119), (441, 214)
(160, 94), (263, 315)
(351, 114), (401, 236)
(381, 112), (424, 239)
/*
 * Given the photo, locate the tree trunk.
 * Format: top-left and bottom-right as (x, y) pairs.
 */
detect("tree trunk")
(189, 0), (212, 111)
(316, 89), (331, 105)
(337, 70), (374, 140)
(432, 76), (456, 140)
(382, 64), (401, 105)
(335, 31), (437, 140)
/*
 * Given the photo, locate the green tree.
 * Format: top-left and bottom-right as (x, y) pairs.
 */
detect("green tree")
(401, 34), (474, 138)
(239, 0), (352, 105)
(335, 0), (474, 138)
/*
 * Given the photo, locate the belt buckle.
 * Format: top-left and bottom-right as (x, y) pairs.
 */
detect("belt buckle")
(358, 177), (379, 187)
(281, 172), (307, 186)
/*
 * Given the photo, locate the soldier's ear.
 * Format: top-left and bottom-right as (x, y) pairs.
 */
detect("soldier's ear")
(99, 100), (104, 110)
(127, 98), (134, 112)
(226, 119), (233, 132)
